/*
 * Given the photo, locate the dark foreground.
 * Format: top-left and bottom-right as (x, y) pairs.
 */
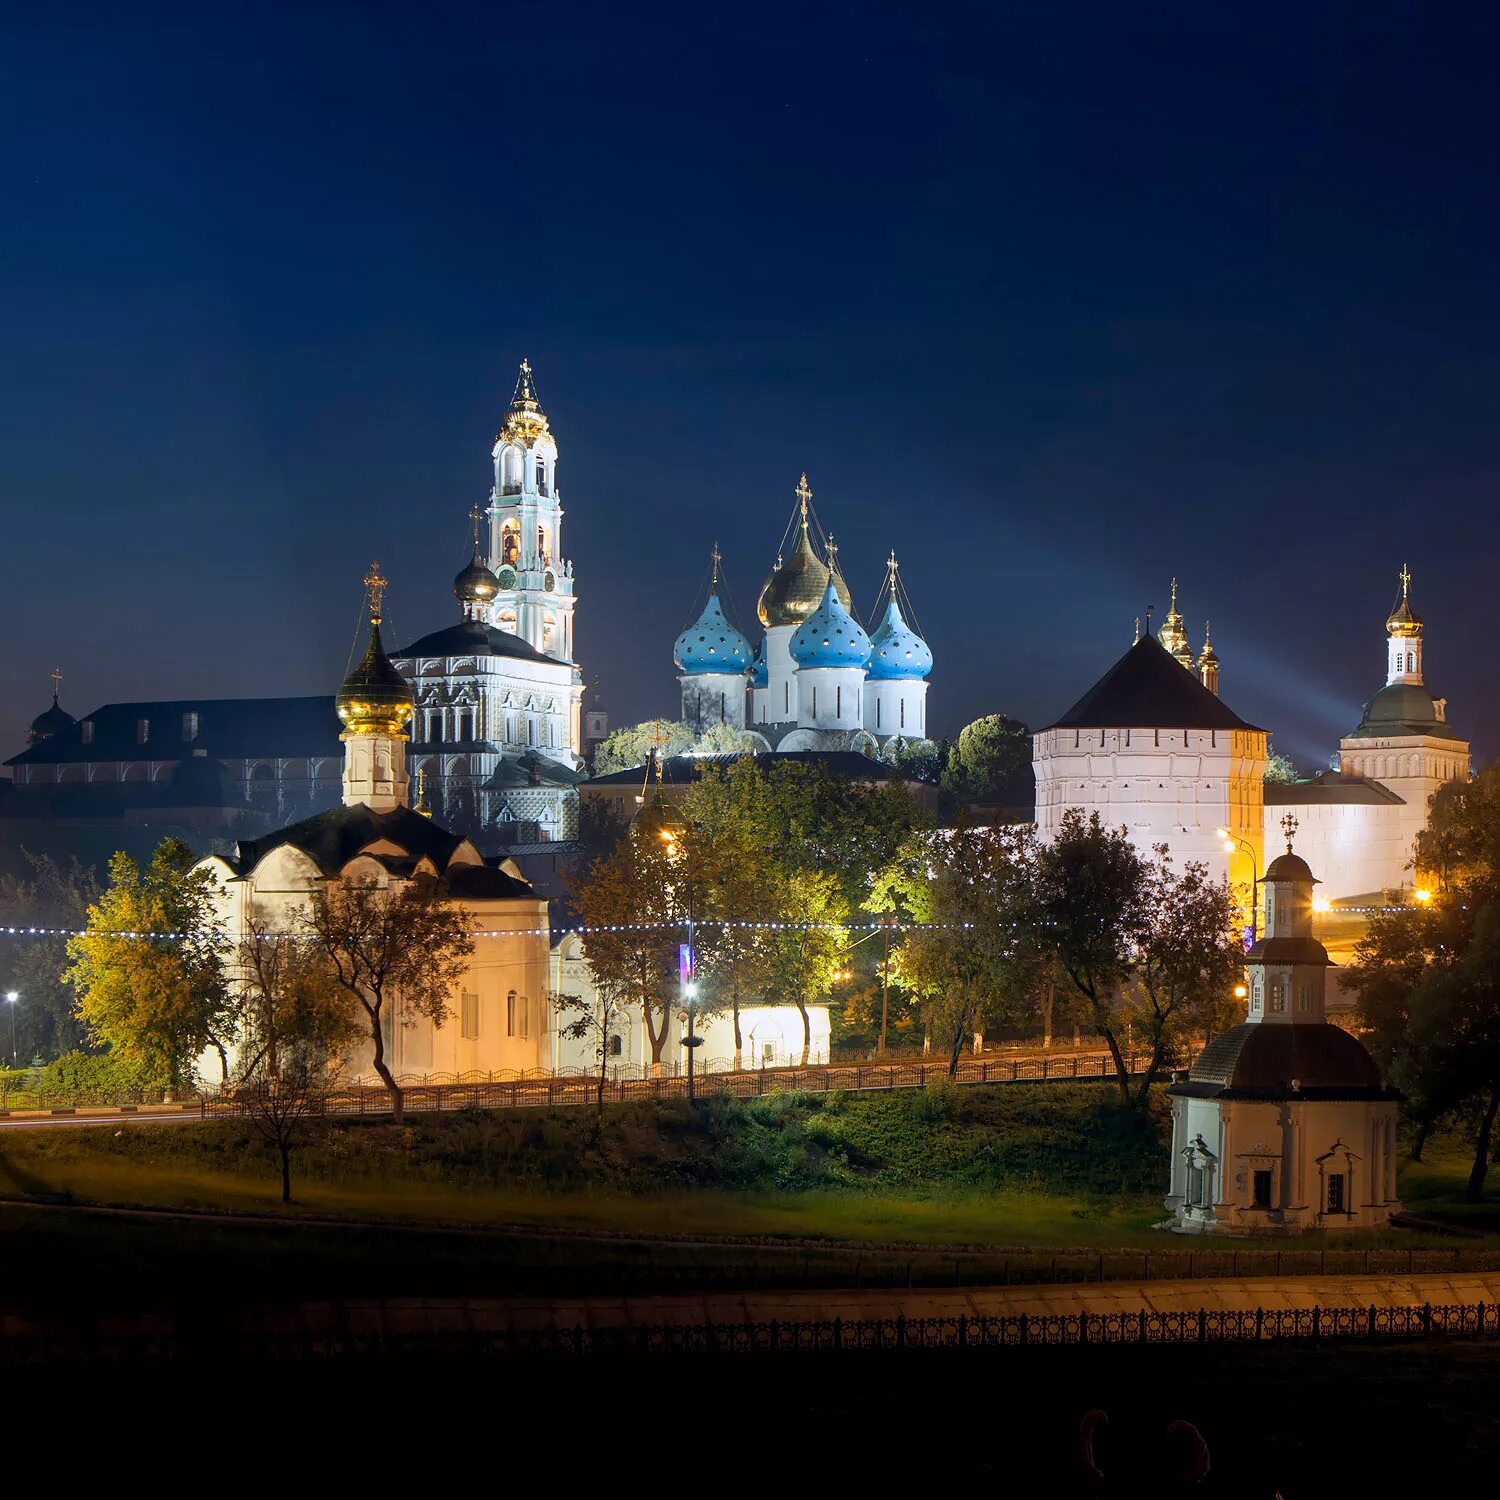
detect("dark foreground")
(2, 1335), (1493, 1492)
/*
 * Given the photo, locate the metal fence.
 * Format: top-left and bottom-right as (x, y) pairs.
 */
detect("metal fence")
(199, 1049), (1165, 1121)
(4, 1299), (1500, 1363)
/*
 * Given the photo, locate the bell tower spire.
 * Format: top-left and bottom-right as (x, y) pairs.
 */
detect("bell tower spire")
(1384, 563), (1425, 686)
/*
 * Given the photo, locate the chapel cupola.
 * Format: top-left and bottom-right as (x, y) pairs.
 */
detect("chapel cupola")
(674, 545), (752, 732)
(1245, 814), (1330, 1025)
(453, 505), (500, 620)
(337, 561), (414, 811)
(1197, 621), (1220, 696)
(1158, 578), (1196, 671)
(27, 667), (76, 745)
(1385, 564), (1425, 686)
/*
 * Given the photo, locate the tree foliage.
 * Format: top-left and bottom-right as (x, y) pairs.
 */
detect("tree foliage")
(941, 714), (1034, 808)
(0, 852), (101, 1063)
(298, 875), (473, 1122)
(591, 720), (696, 775)
(65, 839), (233, 1094)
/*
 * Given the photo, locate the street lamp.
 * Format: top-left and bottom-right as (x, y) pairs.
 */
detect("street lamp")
(658, 825), (703, 1100)
(1216, 827), (1261, 945)
(4, 991), (16, 1068)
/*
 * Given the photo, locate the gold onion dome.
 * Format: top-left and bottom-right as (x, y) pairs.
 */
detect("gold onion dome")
(454, 551), (499, 605)
(757, 476), (852, 627)
(1386, 564), (1423, 637)
(336, 563), (415, 737)
(498, 357), (551, 446)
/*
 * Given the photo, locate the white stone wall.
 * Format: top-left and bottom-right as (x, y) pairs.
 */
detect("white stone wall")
(1032, 725), (1267, 891)
(795, 666), (865, 731)
(863, 679), (926, 740)
(680, 673), (747, 733)
(755, 625), (798, 727)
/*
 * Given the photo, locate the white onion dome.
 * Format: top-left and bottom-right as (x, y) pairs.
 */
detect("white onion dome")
(867, 596), (932, 680)
(674, 590), (752, 675)
(790, 580), (871, 669)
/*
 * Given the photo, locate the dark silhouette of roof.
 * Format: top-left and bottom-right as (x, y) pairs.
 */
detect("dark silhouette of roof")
(392, 620), (557, 665)
(1170, 1022), (1390, 1100)
(1043, 637), (1262, 733)
(584, 750), (915, 787)
(1265, 771), (1404, 806)
(6, 697), (341, 767)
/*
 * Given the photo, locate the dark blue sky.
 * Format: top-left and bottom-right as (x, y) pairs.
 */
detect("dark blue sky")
(4, 2), (1499, 769)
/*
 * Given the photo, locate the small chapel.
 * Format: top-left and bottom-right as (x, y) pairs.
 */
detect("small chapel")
(1163, 824), (1402, 1234)
(195, 567), (554, 1084)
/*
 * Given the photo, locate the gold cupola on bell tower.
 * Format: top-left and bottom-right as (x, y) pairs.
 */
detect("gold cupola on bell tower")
(337, 561), (414, 811)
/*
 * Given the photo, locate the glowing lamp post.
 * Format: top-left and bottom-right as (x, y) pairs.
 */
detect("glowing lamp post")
(1217, 827), (1261, 947)
(660, 824), (704, 1101)
(4, 991), (16, 1068)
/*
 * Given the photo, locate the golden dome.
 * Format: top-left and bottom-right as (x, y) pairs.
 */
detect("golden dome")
(1386, 564), (1423, 638)
(454, 552), (499, 605)
(497, 357), (552, 448)
(336, 563), (415, 737)
(756, 476), (853, 627)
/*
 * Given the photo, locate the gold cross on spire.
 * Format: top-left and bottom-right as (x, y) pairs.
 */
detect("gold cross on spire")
(710, 541), (721, 586)
(519, 357), (531, 377)
(364, 560), (388, 624)
(827, 533), (840, 573)
(795, 473), (812, 520)
(469, 503), (484, 553)
(1400, 562), (1411, 600)
(1280, 812), (1299, 854)
(1170, 577), (1180, 610)
(888, 549), (899, 576)
(50, 666), (62, 697)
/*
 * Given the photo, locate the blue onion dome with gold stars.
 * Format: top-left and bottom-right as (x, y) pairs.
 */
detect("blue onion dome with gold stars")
(336, 563), (415, 737)
(675, 591), (752, 675)
(751, 636), (769, 689)
(757, 475), (853, 627)
(791, 579), (871, 669)
(675, 547), (752, 675)
(867, 596), (932, 680)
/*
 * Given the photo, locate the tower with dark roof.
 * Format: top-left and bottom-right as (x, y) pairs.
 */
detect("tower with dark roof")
(1032, 631), (1269, 896)
(1165, 829), (1401, 1234)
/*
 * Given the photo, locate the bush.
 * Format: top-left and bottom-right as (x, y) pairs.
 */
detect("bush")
(35, 1050), (153, 1101)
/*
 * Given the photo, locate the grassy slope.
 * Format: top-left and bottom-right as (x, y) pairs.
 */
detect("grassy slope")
(0, 1082), (1172, 1245)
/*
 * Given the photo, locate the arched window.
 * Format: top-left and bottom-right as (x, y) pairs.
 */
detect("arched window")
(499, 520), (520, 566)
(502, 449), (522, 494)
(608, 1034), (624, 1057)
(535, 456), (547, 495)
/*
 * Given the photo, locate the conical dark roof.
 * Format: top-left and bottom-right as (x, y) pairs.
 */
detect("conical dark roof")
(1044, 636), (1262, 733)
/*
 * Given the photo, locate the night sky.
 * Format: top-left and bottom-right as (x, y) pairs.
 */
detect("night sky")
(4, 3), (1500, 771)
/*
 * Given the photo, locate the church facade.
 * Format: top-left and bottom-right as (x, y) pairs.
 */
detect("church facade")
(673, 476), (934, 754)
(196, 569), (555, 1085)
(6, 361), (587, 846)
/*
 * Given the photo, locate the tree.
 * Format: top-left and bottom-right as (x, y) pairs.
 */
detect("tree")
(692, 722), (761, 756)
(298, 875), (474, 1122)
(1033, 811), (1149, 1106)
(1345, 763), (1500, 1198)
(941, 714), (1034, 808)
(232, 915), (360, 1202)
(0, 852), (101, 1063)
(553, 986), (630, 1112)
(761, 866), (847, 1065)
(1125, 851), (1243, 1106)
(592, 720), (695, 775)
(1264, 741), (1298, 785)
(569, 822), (679, 1074)
(874, 819), (1047, 1075)
(65, 839), (233, 1095)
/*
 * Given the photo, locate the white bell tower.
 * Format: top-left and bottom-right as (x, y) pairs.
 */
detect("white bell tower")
(487, 359), (577, 666)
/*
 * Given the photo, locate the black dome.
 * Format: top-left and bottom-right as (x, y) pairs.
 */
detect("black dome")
(1187, 1022), (1383, 1097)
(1263, 852), (1316, 883)
(28, 696), (75, 742)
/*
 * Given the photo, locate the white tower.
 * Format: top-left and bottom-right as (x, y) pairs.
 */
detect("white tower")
(337, 562), (414, 812)
(487, 360), (576, 666)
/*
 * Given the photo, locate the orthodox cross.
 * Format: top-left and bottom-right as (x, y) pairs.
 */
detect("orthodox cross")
(519, 356), (531, 379)
(469, 503), (484, 553)
(50, 666), (62, 699)
(1280, 812), (1299, 853)
(364, 560), (388, 623)
(710, 542), (721, 587)
(827, 533), (840, 575)
(1399, 562), (1411, 600)
(795, 472), (812, 520)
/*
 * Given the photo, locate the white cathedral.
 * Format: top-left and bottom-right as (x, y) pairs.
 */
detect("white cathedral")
(672, 475), (934, 752)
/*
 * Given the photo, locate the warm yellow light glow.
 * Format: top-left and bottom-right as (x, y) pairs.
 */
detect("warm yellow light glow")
(1215, 827), (1228, 838)
(1221, 841), (1235, 854)
(1414, 888), (1432, 904)
(659, 830), (676, 845)
(1312, 897), (1331, 914)
(1233, 984), (1247, 1000)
